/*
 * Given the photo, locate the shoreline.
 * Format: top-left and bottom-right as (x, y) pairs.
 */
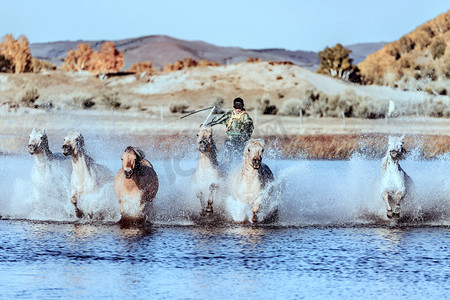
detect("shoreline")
(1, 109), (449, 159)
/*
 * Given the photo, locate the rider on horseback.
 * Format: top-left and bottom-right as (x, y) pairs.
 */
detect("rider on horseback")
(207, 97), (254, 163)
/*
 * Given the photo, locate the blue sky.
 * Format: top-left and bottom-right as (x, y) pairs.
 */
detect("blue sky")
(1, 0), (448, 51)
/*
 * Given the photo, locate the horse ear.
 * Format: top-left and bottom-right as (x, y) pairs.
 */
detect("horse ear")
(258, 139), (265, 149)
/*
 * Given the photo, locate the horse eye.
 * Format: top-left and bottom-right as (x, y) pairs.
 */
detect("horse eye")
(248, 149), (250, 152)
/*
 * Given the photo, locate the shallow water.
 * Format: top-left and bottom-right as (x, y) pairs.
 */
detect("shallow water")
(1, 153), (450, 298)
(1, 154), (449, 226)
(1, 221), (449, 299)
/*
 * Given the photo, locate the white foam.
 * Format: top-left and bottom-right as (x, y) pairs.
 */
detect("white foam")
(1, 151), (449, 226)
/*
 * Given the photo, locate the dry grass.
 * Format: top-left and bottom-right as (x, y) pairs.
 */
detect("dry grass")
(1, 129), (449, 160)
(265, 134), (450, 160)
(97, 133), (450, 160)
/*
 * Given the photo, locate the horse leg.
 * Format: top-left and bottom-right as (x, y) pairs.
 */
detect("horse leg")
(393, 192), (402, 218)
(252, 202), (261, 223)
(252, 212), (258, 223)
(382, 191), (393, 219)
(205, 183), (218, 215)
(197, 191), (206, 216)
(71, 194), (84, 218)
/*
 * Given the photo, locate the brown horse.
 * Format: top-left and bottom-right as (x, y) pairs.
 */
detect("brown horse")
(113, 146), (159, 223)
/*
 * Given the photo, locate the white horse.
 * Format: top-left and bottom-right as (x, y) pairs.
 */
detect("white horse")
(62, 131), (114, 219)
(379, 135), (414, 219)
(229, 139), (277, 223)
(28, 128), (72, 218)
(113, 146), (159, 223)
(192, 126), (222, 216)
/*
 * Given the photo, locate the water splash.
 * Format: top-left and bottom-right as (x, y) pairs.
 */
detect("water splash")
(1, 150), (449, 226)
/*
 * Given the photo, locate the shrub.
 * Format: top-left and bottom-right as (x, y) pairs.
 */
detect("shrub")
(302, 89), (386, 119)
(15, 84), (39, 107)
(210, 96), (225, 114)
(101, 91), (121, 109)
(31, 58), (56, 73)
(197, 59), (220, 67)
(128, 61), (156, 74)
(60, 92), (96, 109)
(257, 97), (278, 115)
(441, 54), (450, 78)
(169, 101), (189, 113)
(407, 98), (450, 117)
(0, 54), (11, 72)
(430, 37), (446, 60)
(279, 99), (305, 116)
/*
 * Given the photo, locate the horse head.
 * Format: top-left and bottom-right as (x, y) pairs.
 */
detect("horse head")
(387, 135), (405, 161)
(121, 146), (145, 179)
(62, 132), (85, 157)
(28, 128), (49, 155)
(244, 139), (265, 169)
(197, 126), (215, 153)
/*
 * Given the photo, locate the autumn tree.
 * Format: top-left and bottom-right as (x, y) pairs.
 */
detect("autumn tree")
(62, 43), (94, 71)
(317, 43), (361, 83)
(62, 50), (77, 71)
(62, 41), (123, 74)
(94, 41), (124, 74)
(0, 34), (32, 73)
(128, 61), (156, 74)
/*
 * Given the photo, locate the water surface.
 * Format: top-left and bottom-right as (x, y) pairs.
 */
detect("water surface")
(1, 221), (449, 299)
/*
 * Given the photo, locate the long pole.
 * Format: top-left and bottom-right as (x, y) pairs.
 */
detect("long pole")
(201, 106), (216, 127)
(180, 106), (215, 119)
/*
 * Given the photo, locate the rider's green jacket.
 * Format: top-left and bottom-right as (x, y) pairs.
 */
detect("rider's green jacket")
(213, 109), (254, 140)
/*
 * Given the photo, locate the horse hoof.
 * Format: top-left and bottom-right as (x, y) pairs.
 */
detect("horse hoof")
(387, 211), (393, 219)
(252, 214), (258, 223)
(393, 212), (400, 218)
(205, 207), (213, 215)
(75, 208), (84, 218)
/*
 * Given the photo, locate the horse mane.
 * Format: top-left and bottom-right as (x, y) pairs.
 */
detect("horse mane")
(125, 146), (145, 160)
(210, 136), (219, 166)
(31, 128), (51, 154)
(39, 133), (51, 155)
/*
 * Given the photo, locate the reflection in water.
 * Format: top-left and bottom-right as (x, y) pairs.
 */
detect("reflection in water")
(374, 227), (406, 252)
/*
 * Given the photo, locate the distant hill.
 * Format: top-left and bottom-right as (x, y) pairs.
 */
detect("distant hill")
(346, 42), (387, 64)
(29, 35), (384, 71)
(359, 10), (450, 85)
